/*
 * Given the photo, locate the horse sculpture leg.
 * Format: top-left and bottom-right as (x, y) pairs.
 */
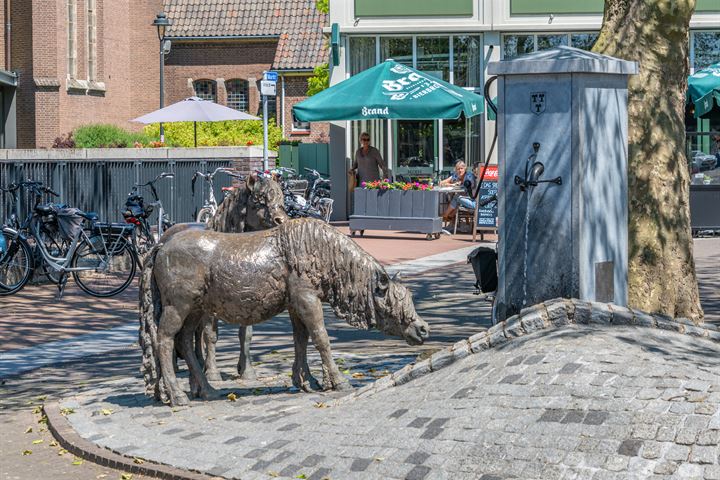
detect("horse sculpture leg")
(203, 316), (222, 382)
(157, 306), (191, 406)
(181, 312), (218, 400)
(237, 326), (257, 380)
(288, 312), (321, 392)
(290, 287), (350, 391)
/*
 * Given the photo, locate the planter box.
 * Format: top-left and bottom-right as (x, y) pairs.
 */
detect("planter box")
(350, 189), (442, 237)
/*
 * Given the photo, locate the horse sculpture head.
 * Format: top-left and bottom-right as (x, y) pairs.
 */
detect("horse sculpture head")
(244, 174), (288, 231)
(371, 271), (430, 346)
(209, 174), (288, 233)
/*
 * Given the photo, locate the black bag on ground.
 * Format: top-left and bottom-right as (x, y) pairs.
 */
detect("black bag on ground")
(467, 246), (498, 293)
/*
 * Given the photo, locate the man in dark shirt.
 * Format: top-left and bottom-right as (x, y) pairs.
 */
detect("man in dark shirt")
(350, 132), (389, 184)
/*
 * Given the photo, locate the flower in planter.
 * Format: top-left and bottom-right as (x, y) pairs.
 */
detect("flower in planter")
(363, 179), (433, 191)
(246, 141), (254, 146)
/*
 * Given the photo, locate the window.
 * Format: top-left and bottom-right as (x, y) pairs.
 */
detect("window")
(416, 37), (450, 81)
(380, 37), (413, 66)
(292, 109), (310, 132)
(349, 37), (377, 75)
(453, 35), (481, 87)
(226, 79), (249, 112)
(86, 0), (97, 81)
(194, 80), (217, 102)
(571, 33), (599, 51)
(67, 0), (77, 78)
(503, 32), (598, 59)
(692, 31), (720, 71)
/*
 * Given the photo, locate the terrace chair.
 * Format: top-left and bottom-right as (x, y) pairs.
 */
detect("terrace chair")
(453, 199), (475, 235)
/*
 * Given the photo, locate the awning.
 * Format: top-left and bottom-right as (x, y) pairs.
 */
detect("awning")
(293, 60), (484, 122)
(689, 62), (720, 119)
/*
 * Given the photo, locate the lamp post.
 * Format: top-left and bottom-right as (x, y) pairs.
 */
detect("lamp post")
(153, 12), (171, 143)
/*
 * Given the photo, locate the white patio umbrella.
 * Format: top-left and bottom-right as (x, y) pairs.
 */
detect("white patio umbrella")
(131, 96), (259, 147)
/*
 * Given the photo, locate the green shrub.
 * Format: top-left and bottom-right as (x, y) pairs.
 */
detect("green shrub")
(73, 124), (155, 148)
(142, 120), (283, 150)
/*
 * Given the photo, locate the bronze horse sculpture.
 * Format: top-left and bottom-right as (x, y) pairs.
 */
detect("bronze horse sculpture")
(158, 174), (288, 382)
(140, 218), (430, 406)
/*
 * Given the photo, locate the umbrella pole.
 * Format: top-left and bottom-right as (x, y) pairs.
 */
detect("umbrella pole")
(194, 122), (197, 148)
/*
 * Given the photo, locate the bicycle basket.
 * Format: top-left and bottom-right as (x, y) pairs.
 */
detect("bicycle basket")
(56, 208), (85, 241)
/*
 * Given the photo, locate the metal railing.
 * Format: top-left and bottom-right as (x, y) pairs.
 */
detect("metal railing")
(1, 159), (233, 224)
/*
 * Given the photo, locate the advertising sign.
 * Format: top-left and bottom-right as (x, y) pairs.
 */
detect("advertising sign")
(476, 165), (498, 228)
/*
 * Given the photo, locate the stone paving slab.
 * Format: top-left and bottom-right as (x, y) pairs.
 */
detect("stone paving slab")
(54, 300), (720, 480)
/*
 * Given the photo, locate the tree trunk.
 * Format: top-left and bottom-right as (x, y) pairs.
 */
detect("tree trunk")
(592, 0), (703, 321)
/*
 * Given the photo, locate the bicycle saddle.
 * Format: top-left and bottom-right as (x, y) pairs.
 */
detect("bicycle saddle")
(34, 204), (56, 215)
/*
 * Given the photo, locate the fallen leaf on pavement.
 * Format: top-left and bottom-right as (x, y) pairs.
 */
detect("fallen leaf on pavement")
(133, 457), (144, 464)
(227, 392), (238, 402)
(24, 427), (32, 434)
(314, 402), (329, 409)
(31, 406), (42, 414)
(60, 407), (75, 416)
(72, 457), (83, 465)
(22, 450), (32, 456)
(121, 473), (133, 480)
(32, 439), (43, 445)
(351, 372), (365, 378)
(58, 449), (68, 456)
(49, 440), (58, 447)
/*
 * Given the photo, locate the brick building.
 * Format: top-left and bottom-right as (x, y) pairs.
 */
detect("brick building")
(163, 0), (329, 142)
(0, 0), (162, 148)
(0, 0), (328, 148)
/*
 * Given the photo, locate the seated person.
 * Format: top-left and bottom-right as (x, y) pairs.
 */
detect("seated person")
(441, 161), (476, 222)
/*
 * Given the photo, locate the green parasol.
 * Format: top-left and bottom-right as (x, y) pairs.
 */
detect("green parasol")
(688, 62), (720, 119)
(293, 60), (484, 121)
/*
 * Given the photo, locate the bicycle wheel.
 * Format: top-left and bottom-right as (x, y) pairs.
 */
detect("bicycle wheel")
(71, 236), (137, 297)
(37, 227), (69, 284)
(0, 230), (33, 295)
(196, 207), (213, 224)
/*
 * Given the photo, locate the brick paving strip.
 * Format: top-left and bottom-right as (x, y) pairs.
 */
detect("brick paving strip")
(45, 297), (720, 480)
(0, 245), (481, 379)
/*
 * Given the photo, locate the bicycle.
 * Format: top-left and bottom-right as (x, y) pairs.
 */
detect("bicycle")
(191, 167), (244, 224)
(1, 202), (137, 297)
(302, 168), (334, 223)
(265, 167), (333, 222)
(1, 180), (79, 286)
(123, 172), (175, 256)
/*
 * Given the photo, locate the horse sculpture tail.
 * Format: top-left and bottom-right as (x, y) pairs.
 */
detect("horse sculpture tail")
(138, 244), (169, 403)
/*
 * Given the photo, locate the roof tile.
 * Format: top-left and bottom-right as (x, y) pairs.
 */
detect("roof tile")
(164, 0), (327, 69)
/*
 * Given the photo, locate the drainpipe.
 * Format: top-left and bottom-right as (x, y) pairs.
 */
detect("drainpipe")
(281, 75), (286, 137)
(4, 0), (11, 71)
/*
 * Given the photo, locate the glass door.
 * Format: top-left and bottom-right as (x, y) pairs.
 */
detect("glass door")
(393, 120), (437, 181)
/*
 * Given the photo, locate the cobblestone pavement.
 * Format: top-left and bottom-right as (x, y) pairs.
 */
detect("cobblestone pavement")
(57, 324), (720, 480)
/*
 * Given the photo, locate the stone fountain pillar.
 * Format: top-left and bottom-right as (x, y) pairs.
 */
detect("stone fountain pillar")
(488, 46), (638, 322)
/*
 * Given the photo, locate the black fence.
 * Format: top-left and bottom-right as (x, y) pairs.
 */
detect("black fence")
(1, 159), (233, 225)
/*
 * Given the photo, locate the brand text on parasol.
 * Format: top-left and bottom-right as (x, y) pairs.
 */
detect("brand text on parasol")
(361, 107), (390, 116)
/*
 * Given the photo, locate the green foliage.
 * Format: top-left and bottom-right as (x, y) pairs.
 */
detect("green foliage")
(72, 124), (154, 148)
(315, 0), (329, 13)
(307, 63), (329, 97)
(142, 121), (284, 149)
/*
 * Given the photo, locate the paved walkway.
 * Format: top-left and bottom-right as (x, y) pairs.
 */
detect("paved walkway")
(1, 236), (717, 480)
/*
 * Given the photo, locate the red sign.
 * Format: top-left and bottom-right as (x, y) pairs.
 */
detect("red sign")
(477, 165), (498, 180)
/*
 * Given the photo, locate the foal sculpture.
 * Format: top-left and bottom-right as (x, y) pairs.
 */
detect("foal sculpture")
(140, 218), (430, 406)
(159, 174), (288, 381)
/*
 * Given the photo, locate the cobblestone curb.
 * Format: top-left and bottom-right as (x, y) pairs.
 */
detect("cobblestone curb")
(44, 402), (216, 480)
(336, 298), (709, 405)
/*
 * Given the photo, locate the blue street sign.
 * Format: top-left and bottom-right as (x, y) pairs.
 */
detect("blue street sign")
(264, 71), (278, 82)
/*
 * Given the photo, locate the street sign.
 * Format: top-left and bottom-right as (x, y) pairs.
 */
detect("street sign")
(261, 80), (277, 96)
(264, 71), (278, 82)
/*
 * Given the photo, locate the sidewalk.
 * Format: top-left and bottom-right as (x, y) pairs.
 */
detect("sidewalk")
(0, 228), (487, 352)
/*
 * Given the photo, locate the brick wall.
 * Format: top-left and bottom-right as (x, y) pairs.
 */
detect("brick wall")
(282, 75), (328, 143)
(8, 0), (160, 148)
(165, 40), (277, 118)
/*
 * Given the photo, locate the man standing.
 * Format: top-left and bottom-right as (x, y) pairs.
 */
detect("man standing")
(350, 132), (389, 184)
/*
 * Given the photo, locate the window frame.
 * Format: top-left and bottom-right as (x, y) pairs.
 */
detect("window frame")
(67, 0), (77, 79)
(193, 79), (218, 102)
(86, 0), (97, 81)
(226, 79), (250, 112)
